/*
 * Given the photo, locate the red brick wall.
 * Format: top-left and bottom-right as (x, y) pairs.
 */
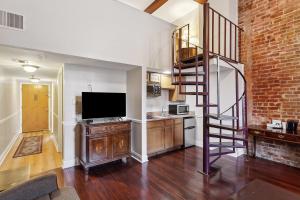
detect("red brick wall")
(239, 0), (300, 125)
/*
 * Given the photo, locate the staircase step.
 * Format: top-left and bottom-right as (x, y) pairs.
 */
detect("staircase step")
(172, 81), (206, 85)
(208, 123), (245, 132)
(209, 133), (247, 141)
(173, 72), (205, 76)
(196, 104), (218, 107)
(174, 61), (204, 69)
(181, 54), (204, 63)
(181, 92), (208, 96)
(209, 142), (245, 148)
(206, 114), (238, 120)
(209, 148), (235, 157)
(209, 155), (221, 165)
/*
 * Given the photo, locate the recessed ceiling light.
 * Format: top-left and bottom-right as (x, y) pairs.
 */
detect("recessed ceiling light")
(22, 65), (40, 73)
(29, 76), (40, 83)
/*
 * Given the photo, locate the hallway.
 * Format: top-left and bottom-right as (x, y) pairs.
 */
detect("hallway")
(0, 131), (62, 177)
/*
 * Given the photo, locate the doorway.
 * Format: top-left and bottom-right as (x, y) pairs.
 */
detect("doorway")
(22, 84), (49, 133)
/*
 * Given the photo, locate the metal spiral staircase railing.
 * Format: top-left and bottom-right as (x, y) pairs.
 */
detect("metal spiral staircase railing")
(171, 3), (248, 175)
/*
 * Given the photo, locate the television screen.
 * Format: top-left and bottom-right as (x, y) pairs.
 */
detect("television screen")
(82, 92), (126, 119)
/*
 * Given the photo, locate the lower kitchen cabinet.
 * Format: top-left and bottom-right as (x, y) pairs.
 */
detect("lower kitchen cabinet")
(147, 118), (183, 156)
(164, 121), (174, 149)
(174, 118), (184, 146)
(147, 126), (165, 154)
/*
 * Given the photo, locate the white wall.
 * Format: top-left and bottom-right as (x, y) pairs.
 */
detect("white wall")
(62, 64), (128, 168)
(127, 67), (143, 120)
(209, 0), (238, 23)
(56, 68), (64, 152)
(146, 90), (170, 112)
(52, 76), (62, 152)
(0, 0), (175, 69)
(0, 68), (21, 164)
(126, 67), (147, 162)
(172, 7), (202, 47)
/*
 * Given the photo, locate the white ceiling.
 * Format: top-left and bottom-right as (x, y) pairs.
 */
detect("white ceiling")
(0, 45), (137, 81)
(117, 0), (199, 23)
(117, 0), (155, 10)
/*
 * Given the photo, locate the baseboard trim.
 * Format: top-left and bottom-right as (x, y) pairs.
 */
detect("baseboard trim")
(50, 133), (59, 152)
(62, 158), (80, 169)
(0, 132), (21, 166)
(195, 140), (203, 147)
(131, 151), (148, 163)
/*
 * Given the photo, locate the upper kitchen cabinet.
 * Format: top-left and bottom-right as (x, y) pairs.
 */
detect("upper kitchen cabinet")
(161, 74), (175, 90)
(148, 73), (160, 83)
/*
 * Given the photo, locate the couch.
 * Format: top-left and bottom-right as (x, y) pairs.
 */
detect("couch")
(0, 172), (80, 200)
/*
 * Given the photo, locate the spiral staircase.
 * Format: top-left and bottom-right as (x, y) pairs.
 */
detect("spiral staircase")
(171, 3), (248, 175)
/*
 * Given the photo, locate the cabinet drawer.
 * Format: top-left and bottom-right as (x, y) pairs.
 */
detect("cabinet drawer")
(147, 120), (164, 129)
(89, 123), (130, 134)
(249, 129), (265, 136)
(164, 119), (174, 126)
(265, 132), (299, 143)
(174, 118), (183, 125)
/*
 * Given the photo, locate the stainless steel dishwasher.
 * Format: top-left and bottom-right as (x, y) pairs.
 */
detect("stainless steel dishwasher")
(183, 117), (196, 148)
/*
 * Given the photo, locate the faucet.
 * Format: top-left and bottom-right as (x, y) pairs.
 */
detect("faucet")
(161, 105), (166, 116)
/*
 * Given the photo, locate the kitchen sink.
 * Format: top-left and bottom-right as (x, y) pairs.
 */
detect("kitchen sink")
(147, 114), (172, 120)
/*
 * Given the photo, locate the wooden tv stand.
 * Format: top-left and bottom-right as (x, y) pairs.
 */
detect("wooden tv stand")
(80, 120), (131, 174)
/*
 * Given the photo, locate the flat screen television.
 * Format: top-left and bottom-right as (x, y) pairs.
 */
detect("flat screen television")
(82, 92), (126, 119)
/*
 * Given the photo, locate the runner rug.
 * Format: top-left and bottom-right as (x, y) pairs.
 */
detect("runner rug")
(13, 136), (43, 158)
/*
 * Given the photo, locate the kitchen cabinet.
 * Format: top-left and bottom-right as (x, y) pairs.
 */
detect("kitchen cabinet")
(164, 120), (174, 149)
(161, 74), (175, 90)
(174, 118), (184, 146)
(147, 120), (165, 154)
(147, 118), (183, 156)
(149, 72), (160, 83)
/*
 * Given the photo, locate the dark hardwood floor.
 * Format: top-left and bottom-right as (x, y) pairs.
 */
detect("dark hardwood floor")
(58, 147), (300, 200)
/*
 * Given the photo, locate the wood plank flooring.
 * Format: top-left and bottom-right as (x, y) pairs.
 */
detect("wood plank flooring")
(0, 131), (62, 177)
(58, 147), (300, 200)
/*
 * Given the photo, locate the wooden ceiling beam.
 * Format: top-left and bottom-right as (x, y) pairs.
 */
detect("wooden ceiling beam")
(144, 0), (168, 14)
(194, 0), (208, 4)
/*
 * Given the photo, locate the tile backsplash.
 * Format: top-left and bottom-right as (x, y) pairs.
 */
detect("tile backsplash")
(146, 90), (170, 112)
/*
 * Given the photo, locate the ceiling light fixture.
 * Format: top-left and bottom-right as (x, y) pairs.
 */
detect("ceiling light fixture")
(162, 70), (171, 74)
(29, 75), (40, 83)
(22, 64), (40, 73)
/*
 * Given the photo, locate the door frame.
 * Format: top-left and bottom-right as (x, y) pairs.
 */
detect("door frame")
(19, 81), (53, 133)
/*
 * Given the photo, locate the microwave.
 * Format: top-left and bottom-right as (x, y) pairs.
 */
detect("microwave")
(169, 104), (189, 115)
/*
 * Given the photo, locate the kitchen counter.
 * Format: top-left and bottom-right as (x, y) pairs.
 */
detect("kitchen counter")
(146, 111), (195, 121)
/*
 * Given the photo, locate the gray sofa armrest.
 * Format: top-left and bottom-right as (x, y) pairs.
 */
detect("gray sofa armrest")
(50, 187), (80, 200)
(0, 172), (58, 200)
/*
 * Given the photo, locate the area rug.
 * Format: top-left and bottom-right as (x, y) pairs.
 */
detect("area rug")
(13, 136), (43, 158)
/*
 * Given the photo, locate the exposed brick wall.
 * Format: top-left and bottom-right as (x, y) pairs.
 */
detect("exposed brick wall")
(248, 137), (300, 167)
(239, 0), (300, 125)
(239, 0), (300, 167)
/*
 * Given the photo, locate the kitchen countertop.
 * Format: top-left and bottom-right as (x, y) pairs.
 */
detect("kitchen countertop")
(146, 111), (195, 121)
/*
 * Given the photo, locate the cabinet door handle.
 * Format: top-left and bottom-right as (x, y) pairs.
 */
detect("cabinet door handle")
(278, 134), (285, 139)
(254, 131), (261, 134)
